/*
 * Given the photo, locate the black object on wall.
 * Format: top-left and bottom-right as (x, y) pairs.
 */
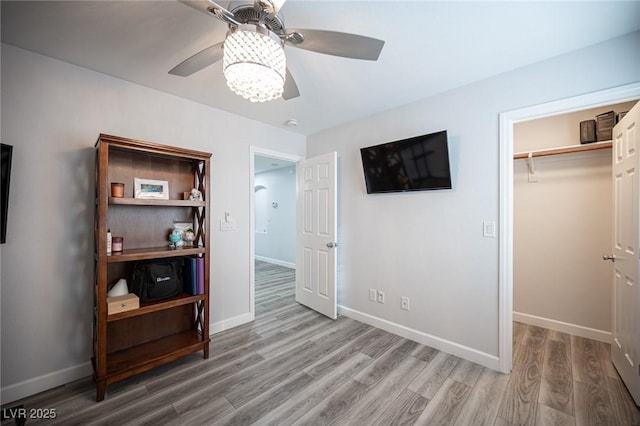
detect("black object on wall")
(1, 143), (13, 244)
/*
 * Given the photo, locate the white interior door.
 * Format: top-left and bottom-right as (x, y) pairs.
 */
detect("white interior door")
(610, 100), (640, 405)
(296, 152), (338, 319)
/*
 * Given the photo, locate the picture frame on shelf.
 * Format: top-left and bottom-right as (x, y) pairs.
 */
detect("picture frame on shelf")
(134, 178), (169, 199)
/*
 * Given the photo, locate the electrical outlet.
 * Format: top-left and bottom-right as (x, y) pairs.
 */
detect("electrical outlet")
(369, 289), (377, 302)
(377, 291), (385, 304)
(401, 297), (410, 311)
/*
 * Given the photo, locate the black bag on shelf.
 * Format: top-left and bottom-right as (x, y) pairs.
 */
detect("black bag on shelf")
(131, 258), (183, 303)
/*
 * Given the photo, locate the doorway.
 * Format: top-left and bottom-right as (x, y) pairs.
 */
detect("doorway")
(250, 147), (303, 320)
(513, 101), (637, 342)
(498, 82), (640, 373)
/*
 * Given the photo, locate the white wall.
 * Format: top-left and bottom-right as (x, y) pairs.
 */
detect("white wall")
(0, 44), (305, 403)
(307, 31), (640, 368)
(513, 102), (637, 340)
(254, 165), (296, 267)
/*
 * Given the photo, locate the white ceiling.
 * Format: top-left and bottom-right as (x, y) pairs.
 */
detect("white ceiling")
(254, 154), (296, 173)
(2, 1), (640, 136)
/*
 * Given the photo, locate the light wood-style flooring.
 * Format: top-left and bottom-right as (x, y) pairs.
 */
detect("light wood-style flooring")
(2, 260), (639, 425)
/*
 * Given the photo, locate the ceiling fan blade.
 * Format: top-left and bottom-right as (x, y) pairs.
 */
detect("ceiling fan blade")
(284, 29), (384, 61)
(169, 42), (224, 77)
(282, 68), (299, 100)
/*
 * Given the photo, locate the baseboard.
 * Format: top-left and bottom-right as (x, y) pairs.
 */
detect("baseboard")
(0, 362), (93, 405)
(513, 311), (612, 343)
(210, 312), (254, 335)
(254, 256), (295, 269)
(2, 313), (255, 405)
(338, 305), (500, 371)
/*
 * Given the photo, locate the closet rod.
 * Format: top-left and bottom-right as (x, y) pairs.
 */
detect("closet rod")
(513, 140), (612, 160)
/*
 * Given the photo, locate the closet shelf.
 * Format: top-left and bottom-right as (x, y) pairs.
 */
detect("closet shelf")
(514, 140), (612, 160)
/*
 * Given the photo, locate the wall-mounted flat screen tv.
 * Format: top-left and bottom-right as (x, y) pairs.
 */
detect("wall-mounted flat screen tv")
(360, 130), (452, 194)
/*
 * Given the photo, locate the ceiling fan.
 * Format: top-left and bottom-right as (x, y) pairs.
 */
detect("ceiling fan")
(169, 0), (385, 102)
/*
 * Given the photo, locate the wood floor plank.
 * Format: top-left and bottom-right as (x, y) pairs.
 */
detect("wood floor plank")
(571, 335), (606, 388)
(547, 329), (571, 344)
(255, 316), (336, 359)
(454, 367), (510, 426)
(407, 350), (460, 399)
(292, 378), (370, 425)
(605, 376), (640, 425)
(257, 352), (373, 426)
(360, 329), (403, 359)
(450, 358), (484, 387)
(595, 341), (620, 380)
(534, 404), (575, 426)
(353, 339), (419, 387)
(125, 404), (183, 426)
(513, 321), (527, 359)
(337, 355), (427, 423)
(216, 341), (318, 408)
(521, 324), (549, 350)
(87, 381), (184, 426)
(414, 377), (472, 425)
(214, 371), (316, 425)
(302, 327), (382, 378)
(497, 345), (544, 426)
(411, 344), (439, 364)
(2, 262), (638, 426)
(52, 385), (149, 426)
(539, 339), (574, 416)
(164, 397), (234, 426)
(371, 388), (428, 426)
(144, 351), (264, 395)
(573, 380), (615, 426)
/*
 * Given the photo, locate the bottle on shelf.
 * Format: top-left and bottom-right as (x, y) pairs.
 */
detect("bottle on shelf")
(106, 228), (112, 255)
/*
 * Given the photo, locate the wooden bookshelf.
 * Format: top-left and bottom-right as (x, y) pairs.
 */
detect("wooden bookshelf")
(93, 134), (211, 402)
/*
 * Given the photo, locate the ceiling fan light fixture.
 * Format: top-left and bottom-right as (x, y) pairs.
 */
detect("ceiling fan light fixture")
(223, 26), (286, 102)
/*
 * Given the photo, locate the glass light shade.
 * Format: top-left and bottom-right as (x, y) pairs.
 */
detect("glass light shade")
(223, 29), (286, 103)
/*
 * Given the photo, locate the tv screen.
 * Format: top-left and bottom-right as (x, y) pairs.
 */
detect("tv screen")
(360, 130), (452, 194)
(1, 143), (13, 243)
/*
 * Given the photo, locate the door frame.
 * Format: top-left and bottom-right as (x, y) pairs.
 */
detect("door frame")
(249, 146), (304, 320)
(498, 82), (640, 374)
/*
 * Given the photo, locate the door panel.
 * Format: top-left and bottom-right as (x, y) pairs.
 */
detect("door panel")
(611, 101), (640, 405)
(296, 152), (338, 319)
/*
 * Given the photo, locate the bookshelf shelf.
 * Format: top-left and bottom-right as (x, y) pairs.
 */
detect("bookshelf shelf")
(109, 197), (205, 207)
(103, 330), (205, 383)
(106, 246), (205, 263)
(106, 293), (206, 322)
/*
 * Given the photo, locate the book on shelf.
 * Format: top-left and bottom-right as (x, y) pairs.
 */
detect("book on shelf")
(183, 256), (197, 296)
(197, 255), (205, 295)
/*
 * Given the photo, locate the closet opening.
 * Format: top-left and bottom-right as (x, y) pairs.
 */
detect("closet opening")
(498, 82), (640, 374)
(513, 100), (637, 343)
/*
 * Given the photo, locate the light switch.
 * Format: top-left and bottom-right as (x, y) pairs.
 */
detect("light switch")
(483, 221), (496, 238)
(220, 220), (236, 231)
